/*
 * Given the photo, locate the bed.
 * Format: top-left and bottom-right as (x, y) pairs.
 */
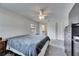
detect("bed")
(6, 35), (50, 56)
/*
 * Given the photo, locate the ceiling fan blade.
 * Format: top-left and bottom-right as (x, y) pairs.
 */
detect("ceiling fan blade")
(43, 10), (48, 16)
(33, 6), (41, 13)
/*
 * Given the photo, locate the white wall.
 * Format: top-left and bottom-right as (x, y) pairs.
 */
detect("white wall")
(57, 18), (68, 40)
(69, 4), (79, 24)
(0, 8), (39, 39)
(47, 20), (56, 40)
(47, 17), (68, 40)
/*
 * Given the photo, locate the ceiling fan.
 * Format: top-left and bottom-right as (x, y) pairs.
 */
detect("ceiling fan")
(33, 6), (49, 20)
(39, 8), (48, 16)
(38, 8), (48, 20)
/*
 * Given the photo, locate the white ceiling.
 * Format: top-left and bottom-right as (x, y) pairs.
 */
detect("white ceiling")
(0, 3), (74, 22)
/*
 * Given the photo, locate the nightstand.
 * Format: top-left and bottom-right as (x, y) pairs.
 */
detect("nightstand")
(0, 38), (6, 55)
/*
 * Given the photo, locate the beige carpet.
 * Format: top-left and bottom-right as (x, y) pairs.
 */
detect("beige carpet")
(45, 40), (66, 56)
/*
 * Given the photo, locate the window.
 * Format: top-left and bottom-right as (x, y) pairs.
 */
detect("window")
(30, 24), (36, 35)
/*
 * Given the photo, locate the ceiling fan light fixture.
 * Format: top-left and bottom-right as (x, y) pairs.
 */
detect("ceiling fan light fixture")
(38, 15), (45, 20)
(38, 9), (47, 20)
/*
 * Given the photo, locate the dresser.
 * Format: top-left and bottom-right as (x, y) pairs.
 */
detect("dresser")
(0, 37), (6, 55)
(64, 25), (72, 56)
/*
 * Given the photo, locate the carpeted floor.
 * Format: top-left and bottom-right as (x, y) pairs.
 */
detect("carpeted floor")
(45, 40), (66, 56)
(45, 45), (66, 56)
